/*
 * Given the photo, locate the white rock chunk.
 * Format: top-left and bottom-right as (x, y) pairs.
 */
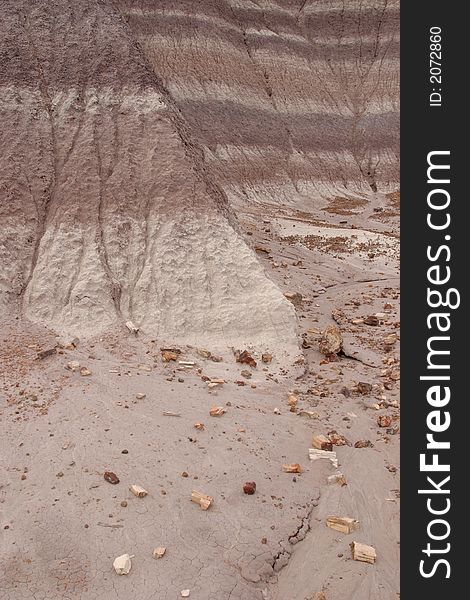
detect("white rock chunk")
(113, 553), (133, 575)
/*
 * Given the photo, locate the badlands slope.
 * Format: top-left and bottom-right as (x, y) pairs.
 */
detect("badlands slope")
(0, 2), (399, 600)
(0, 0), (297, 351)
(119, 0), (399, 206)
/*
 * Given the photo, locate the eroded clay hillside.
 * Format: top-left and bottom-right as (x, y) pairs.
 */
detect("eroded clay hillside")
(118, 0), (399, 206)
(1, 0), (398, 349)
(0, 0), (298, 351)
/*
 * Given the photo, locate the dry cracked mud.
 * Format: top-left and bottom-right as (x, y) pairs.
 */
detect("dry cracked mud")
(1, 1), (399, 599)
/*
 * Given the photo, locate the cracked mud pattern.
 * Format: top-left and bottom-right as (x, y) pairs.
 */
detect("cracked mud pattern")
(1, 1), (399, 599)
(0, 332), (323, 600)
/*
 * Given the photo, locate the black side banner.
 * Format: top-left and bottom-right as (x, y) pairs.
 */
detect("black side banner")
(401, 2), (465, 596)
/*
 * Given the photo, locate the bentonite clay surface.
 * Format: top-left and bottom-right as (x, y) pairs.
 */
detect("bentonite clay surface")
(0, 0), (297, 351)
(0, 1), (399, 599)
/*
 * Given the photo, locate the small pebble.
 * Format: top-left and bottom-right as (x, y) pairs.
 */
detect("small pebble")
(243, 482), (256, 495)
(153, 547), (166, 559)
(104, 471), (120, 484)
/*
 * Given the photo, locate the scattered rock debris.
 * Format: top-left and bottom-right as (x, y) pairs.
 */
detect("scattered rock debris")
(161, 349), (180, 362)
(384, 333), (398, 346)
(284, 291), (303, 307)
(153, 547), (166, 559)
(63, 337), (79, 349)
(65, 361), (80, 371)
(243, 482), (257, 495)
(191, 490), (213, 510)
(319, 325), (343, 356)
(179, 360), (195, 368)
(331, 308), (348, 324)
(354, 440), (374, 448)
(36, 347), (57, 360)
(282, 463), (302, 473)
(207, 378), (225, 388)
(104, 471), (120, 485)
(287, 393), (298, 409)
(113, 553), (133, 575)
(327, 472), (347, 486)
(356, 382), (373, 395)
(125, 321), (139, 334)
(326, 516), (359, 534)
(129, 485), (148, 498)
(328, 431), (349, 446)
(298, 410), (320, 419)
(350, 541), (377, 564)
(378, 415), (393, 427)
(309, 449), (338, 468)
(312, 434), (333, 452)
(235, 350), (257, 368)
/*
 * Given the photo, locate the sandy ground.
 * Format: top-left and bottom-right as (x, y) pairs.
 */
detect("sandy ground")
(0, 193), (399, 600)
(1, 3), (399, 597)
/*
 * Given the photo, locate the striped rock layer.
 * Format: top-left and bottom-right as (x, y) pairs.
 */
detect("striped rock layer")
(0, 0), (297, 350)
(117, 0), (399, 207)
